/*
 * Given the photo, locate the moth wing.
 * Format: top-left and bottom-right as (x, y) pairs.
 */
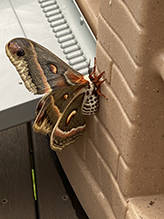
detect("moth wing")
(33, 84), (87, 142)
(50, 92), (86, 151)
(6, 38), (87, 94)
(33, 93), (60, 135)
(35, 93), (50, 117)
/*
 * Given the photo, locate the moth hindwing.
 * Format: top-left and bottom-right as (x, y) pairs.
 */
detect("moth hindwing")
(33, 84), (88, 151)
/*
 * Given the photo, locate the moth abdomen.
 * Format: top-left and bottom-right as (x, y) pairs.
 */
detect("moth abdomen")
(82, 81), (99, 116)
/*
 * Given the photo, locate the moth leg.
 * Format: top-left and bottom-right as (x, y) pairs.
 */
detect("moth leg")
(95, 77), (108, 99)
(93, 71), (107, 99)
(89, 58), (108, 99)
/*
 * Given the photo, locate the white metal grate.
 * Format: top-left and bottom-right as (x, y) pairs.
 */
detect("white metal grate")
(39, 0), (91, 75)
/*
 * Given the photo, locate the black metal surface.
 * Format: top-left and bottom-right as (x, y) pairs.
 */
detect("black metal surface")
(45, 135), (89, 219)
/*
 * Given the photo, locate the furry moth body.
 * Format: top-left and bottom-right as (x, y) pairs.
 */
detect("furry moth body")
(5, 38), (106, 151)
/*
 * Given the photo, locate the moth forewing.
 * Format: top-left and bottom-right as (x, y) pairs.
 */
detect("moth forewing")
(5, 38), (87, 94)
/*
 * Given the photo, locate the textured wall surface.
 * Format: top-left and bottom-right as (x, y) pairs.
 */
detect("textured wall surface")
(58, 1), (164, 218)
(75, 0), (99, 36)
